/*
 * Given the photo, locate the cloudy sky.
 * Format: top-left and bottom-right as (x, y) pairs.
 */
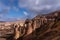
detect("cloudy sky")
(0, 0), (60, 21)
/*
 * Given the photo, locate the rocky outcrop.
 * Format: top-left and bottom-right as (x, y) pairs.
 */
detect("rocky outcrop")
(22, 10), (60, 40)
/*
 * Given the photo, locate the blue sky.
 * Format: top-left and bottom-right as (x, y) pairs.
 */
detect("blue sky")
(0, 0), (60, 21)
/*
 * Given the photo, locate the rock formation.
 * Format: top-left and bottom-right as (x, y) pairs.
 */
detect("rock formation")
(22, 10), (60, 40)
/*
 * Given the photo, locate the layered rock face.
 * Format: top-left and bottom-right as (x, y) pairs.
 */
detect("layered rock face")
(22, 10), (60, 40)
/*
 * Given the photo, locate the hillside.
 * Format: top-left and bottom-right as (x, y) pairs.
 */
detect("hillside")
(22, 10), (60, 40)
(23, 21), (60, 40)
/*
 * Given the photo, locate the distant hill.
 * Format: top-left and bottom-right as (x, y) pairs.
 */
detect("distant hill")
(0, 21), (6, 23)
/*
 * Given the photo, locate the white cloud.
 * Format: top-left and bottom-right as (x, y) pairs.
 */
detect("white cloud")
(23, 11), (28, 16)
(19, 0), (60, 13)
(31, 5), (52, 11)
(13, 6), (19, 12)
(35, 0), (40, 5)
(0, 1), (11, 21)
(0, 2), (11, 13)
